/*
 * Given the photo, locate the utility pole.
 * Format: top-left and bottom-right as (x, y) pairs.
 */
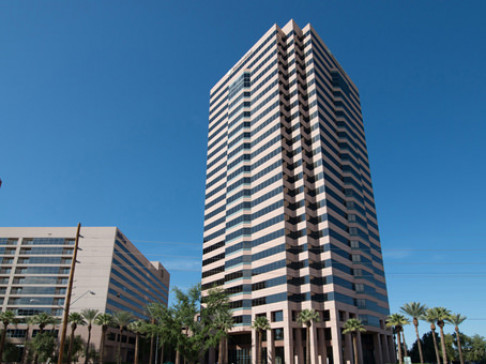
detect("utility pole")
(58, 223), (81, 364)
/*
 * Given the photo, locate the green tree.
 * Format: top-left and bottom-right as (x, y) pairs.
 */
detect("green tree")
(213, 310), (233, 364)
(31, 312), (56, 334)
(401, 302), (427, 364)
(81, 309), (99, 364)
(146, 285), (239, 364)
(128, 320), (145, 364)
(111, 311), (134, 364)
(0, 310), (19, 364)
(145, 303), (175, 364)
(68, 312), (86, 364)
(62, 335), (86, 364)
(297, 309), (320, 364)
(421, 309), (441, 364)
(22, 317), (35, 364)
(410, 332), (441, 364)
(171, 285), (205, 364)
(443, 334), (457, 362)
(201, 287), (233, 364)
(463, 334), (486, 363)
(431, 307), (451, 364)
(342, 318), (366, 364)
(94, 313), (113, 364)
(252, 316), (270, 364)
(386, 313), (410, 364)
(448, 313), (466, 364)
(31, 312), (57, 364)
(2, 341), (22, 363)
(28, 332), (57, 363)
(145, 305), (157, 364)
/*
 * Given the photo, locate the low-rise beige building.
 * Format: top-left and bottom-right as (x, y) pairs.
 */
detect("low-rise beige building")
(0, 226), (170, 363)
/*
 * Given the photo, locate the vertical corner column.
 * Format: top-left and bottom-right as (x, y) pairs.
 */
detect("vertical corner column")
(267, 328), (275, 364)
(309, 324), (319, 364)
(284, 325), (294, 364)
(330, 316), (343, 364)
(317, 327), (328, 364)
(356, 332), (363, 364)
(373, 333), (383, 364)
(295, 328), (304, 364)
(252, 329), (258, 364)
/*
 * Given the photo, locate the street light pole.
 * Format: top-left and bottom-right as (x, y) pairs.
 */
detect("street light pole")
(58, 223), (81, 364)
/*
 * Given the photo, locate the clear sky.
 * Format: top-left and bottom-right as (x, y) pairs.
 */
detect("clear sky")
(1, 0), (485, 343)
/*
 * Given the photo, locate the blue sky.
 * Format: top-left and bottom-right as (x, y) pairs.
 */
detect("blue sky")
(1, 0), (485, 342)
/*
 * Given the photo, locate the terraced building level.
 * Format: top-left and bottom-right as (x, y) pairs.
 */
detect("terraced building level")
(201, 20), (394, 364)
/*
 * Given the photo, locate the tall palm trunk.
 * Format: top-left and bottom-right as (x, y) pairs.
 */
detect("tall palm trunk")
(438, 324), (447, 364)
(175, 350), (180, 364)
(117, 328), (123, 364)
(148, 318), (155, 364)
(84, 324), (92, 364)
(430, 326), (440, 364)
(0, 322), (9, 364)
(33, 325), (46, 364)
(149, 335), (154, 364)
(402, 332), (408, 358)
(218, 337), (224, 364)
(413, 319), (424, 364)
(224, 337), (228, 364)
(258, 330), (262, 364)
(306, 325), (311, 364)
(68, 323), (77, 364)
(22, 324), (31, 364)
(352, 334), (359, 364)
(99, 326), (107, 364)
(455, 326), (464, 364)
(396, 331), (403, 364)
(134, 333), (140, 364)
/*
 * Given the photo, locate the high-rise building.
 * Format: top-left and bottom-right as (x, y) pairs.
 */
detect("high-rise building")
(202, 20), (393, 364)
(0, 226), (169, 363)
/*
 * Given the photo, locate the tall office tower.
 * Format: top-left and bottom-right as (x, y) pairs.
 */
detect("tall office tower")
(202, 20), (393, 364)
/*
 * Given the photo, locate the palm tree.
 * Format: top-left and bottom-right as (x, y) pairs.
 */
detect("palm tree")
(202, 286), (232, 364)
(31, 312), (56, 334)
(111, 311), (134, 364)
(252, 316), (270, 364)
(213, 310), (234, 364)
(68, 312), (86, 364)
(94, 313), (113, 364)
(400, 320), (410, 359)
(297, 309), (320, 364)
(128, 320), (145, 364)
(342, 318), (366, 364)
(433, 307), (451, 364)
(0, 310), (18, 364)
(401, 302), (427, 364)
(81, 309), (99, 364)
(31, 312), (56, 364)
(421, 309), (441, 364)
(386, 313), (410, 364)
(146, 303), (175, 364)
(145, 305), (157, 364)
(22, 317), (35, 364)
(448, 313), (466, 364)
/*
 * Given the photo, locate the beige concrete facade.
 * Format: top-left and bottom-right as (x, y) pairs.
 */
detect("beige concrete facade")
(0, 226), (169, 363)
(202, 20), (393, 364)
